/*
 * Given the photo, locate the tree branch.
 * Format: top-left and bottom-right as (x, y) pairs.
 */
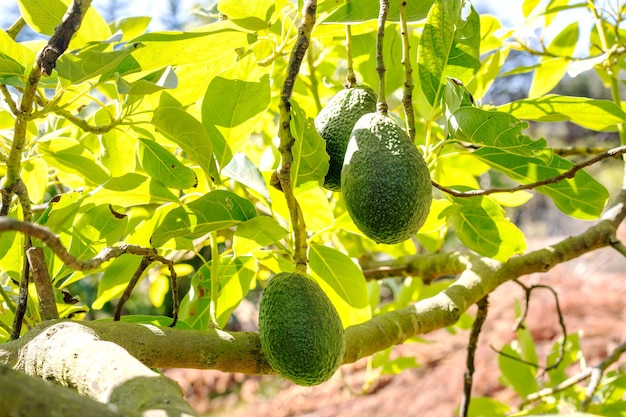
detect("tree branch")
(1, 321), (195, 416)
(0, 364), (140, 417)
(399, 0), (416, 141)
(37, 0), (93, 76)
(433, 145), (626, 197)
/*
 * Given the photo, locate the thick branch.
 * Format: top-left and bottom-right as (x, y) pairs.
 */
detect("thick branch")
(0, 364), (138, 417)
(1, 195), (624, 373)
(2, 321), (195, 416)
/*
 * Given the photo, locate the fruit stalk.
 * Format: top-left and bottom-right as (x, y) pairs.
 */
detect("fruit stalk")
(375, 0), (389, 114)
(276, 0), (317, 272)
(399, 1), (417, 141)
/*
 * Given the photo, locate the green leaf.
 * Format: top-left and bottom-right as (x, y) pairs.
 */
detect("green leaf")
(55, 204), (129, 286)
(91, 173), (179, 206)
(18, 0), (111, 47)
(497, 95), (626, 132)
(22, 158), (49, 204)
(308, 244), (371, 327)
(138, 138), (197, 190)
(442, 196), (526, 261)
(323, 0), (434, 23)
(180, 256), (256, 329)
(222, 153), (270, 202)
(100, 129), (137, 177)
(233, 216), (288, 256)
(109, 16), (151, 42)
(93, 255), (143, 310)
(529, 22), (578, 98)
(474, 147), (609, 219)
(0, 30), (35, 84)
(468, 397), (511, 417)
(152, 106), (214, 179)
(202, 75), (271, 128)
(56, 46), (135, 83)
(418, 0), (481, 105)
(128, 25), (251, 72)
(38, 137), (110, 186)
(0, 216), (24, 282)
(217, 0), (274, 30)
(289, 101), (330, 187)
(151, 190), (257, 247)
(498, 344), (539, 396)
(448, 107), (548, 160)
(116, 66), (178, 95)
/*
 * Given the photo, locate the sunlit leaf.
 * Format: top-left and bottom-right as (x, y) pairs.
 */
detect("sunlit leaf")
(442, 195), (526, 261)
(323, 0), (435, 23)
(202, 75), (270, 128)
(448, 107), (548, 160)
(22, 157), (49, 204)
(90, 173), (179, 206)
(308, 244), (371, 327)
(38, 137), (110, 186)
(233, 216), (288, 256)
(18, 0), (111, 47)
(152, 106), (214, 179)
(222, 153), (270, 201)
(217, 0), (274, 30)
(151, 190), (257, 247)
(418, 0), (481, 105)
(180, 256), (256, 329)
(56, 45), (136, 83)
(116, 66), (178, 95)
(289, 101), (330, 187)
(138, 138), (197, 189)
(497, 95), (626, 132)
(100, 129), (137, 177)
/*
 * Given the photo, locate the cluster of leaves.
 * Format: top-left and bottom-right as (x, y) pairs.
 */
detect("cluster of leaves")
(1, 0), (626, 414)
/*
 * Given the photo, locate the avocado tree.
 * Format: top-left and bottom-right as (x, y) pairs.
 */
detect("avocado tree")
(1, 0), (626, 415)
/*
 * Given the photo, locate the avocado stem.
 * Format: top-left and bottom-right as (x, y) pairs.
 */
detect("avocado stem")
(375, 0), (389, 115)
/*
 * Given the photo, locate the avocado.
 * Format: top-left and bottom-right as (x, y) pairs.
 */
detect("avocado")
(258, 272), (345, 386)
(315, 86), (377, 191)
(341, 112), (432, 244)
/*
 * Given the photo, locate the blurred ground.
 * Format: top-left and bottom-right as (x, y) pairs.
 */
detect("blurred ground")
(164, 229), (626, 417)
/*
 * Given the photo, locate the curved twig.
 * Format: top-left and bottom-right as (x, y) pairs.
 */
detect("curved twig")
(434, 145), (626, 197)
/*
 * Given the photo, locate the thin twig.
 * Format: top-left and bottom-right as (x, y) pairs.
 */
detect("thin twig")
(0, 217), (180, 326)
(114, 257), (152, 321)
(511, 281), (567, 372)
(459, 296), (489, 417)
(375, 0), (389, 114)
(434, 145), (626, 197)
(523, 339), (626, 405)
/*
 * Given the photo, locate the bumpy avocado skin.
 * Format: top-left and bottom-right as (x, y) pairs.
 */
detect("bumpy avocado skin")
(258, 272), (345, 386)
(341, 112), (432, 244)
(315, 86), (377, 191)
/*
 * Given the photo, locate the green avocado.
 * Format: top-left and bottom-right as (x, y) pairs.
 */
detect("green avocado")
(315, 86), (377, 191)
(258, 272), (345, 386)
(341, 112), (432, 244)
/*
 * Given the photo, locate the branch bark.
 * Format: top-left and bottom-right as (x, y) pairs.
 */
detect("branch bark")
(1, 321), (195, 416)
(1, 193), (622, 376)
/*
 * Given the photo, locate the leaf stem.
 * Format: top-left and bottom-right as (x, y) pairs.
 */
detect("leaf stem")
(209, 231), (220, 327)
